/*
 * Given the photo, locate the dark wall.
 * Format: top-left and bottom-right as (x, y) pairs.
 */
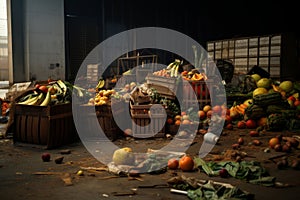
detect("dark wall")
(64, 0), (299, 81)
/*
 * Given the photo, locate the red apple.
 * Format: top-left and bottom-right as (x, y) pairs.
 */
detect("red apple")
(237, 121), (246, 129)
(246, 119), (257, 129)
(41, 153), (51, 162)
(168, 158), (179, 170)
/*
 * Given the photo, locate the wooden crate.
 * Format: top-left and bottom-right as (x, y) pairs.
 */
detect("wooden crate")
(13, 103), (78, 149)
(182, 80), (214, 109)
(130, 101), (166, 138)
(78, 100), (125, 141)
(145, 74), (179, 99)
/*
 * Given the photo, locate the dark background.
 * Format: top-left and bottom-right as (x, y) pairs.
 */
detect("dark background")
(64, 0), (299, 81)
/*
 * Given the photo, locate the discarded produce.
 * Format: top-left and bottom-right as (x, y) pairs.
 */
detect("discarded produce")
(179, 155), (194, 172)
(41, 153), (51, 162)
(168, 158), (179, 170)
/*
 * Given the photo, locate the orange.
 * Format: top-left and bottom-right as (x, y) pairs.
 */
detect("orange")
(179, 155), (194, 171)
(269, 137), (280, 149)
(182, 119), (191, 125)
(175, 120), (181, 126)
(198, 110), (206, 119)
(206, 110), (213, 118)
(257, 117), (267, 127)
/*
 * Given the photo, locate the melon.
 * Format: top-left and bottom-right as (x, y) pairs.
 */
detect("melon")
(253, 87), (268, 97)
(256, 78), (272, 89)
(279, 80), (293, 93)
(251, 74), (261, 82)
(112, 147), (135, 165)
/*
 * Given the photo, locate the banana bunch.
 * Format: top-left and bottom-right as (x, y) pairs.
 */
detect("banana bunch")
(18, 90), (52, 106)
(17, 80), (74, 106)
(166, 59), (182, 78)
(95, 79), (105, 91)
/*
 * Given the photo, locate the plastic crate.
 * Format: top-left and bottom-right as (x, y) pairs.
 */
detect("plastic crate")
(130, 101), (166, 138)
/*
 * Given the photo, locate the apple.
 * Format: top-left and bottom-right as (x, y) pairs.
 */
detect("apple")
(167, 158), (179, 170)
(41, 153), (51, 162)
(246, 119), (257, 129)
(237, 121), (246, 129)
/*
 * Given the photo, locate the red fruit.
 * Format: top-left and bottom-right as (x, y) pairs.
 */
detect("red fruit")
(167, 158), (179, 170)
(237, 121), (246, 129)
(212, 105), (222, 115)
(41, 153), (51, 162)
(225, 115), (232, 125)
(294, 100), (300, 107)
(238, 137), (244, 145)
(246, 119), (257, 129)
(219, 168), (229, 178)
(225, 123), (233, 130)
(39, 85), (48, 93)
(288, 96), (296, 102)
(35, 84), (41, 89)
(249, 130), (259, 137)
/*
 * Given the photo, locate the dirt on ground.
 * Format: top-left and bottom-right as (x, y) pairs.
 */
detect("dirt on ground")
(1, 127), (300, 200)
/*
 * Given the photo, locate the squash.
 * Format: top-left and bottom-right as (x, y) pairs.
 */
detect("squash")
(267, 113), (287, 131)
(253, 92), (282, 107)
(245, 104), (266, 120)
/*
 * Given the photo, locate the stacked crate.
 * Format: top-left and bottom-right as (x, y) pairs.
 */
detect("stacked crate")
(130, 101), (166, 138)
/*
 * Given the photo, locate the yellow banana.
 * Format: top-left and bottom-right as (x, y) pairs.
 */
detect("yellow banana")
(40, 91), (51, 106)
(18, 95), (38, 105)
(27, 93), (44, 105)
(166, 61), (175, 70)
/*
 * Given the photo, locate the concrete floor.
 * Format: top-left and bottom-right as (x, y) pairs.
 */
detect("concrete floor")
(1, 128), (300, 200)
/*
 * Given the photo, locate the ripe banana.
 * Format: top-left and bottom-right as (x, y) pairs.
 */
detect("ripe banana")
(166, 61), (175, 70)
(27, 93), (44, 105)
(40, 91), (51, 106)
(174, 63), (179, 77)
(56, 80), (67, 96)
(18, 94), (39, 105)
(96, 79), (105, 89)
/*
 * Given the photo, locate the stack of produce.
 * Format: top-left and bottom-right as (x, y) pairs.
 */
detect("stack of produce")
(16, 80), (85, 106)
(152, 59), (182, 78)
(226, 74), (300, 131)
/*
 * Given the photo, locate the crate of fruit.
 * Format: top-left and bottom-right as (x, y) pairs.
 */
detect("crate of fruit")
(130, 100), (166, 138)
(78, 99), (126, 141)
(10, 79), (87, 149)
(145, 74), (179, 99)
(182, 79), (215, 109)
(13, 103), (77, 149)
